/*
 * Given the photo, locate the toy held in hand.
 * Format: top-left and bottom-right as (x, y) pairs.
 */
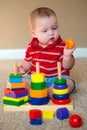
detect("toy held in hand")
(65, 38), (75, 49)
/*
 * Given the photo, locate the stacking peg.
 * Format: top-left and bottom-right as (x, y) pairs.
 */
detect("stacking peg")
(52, 62), (71, 105)
(29, 62), (49, 105)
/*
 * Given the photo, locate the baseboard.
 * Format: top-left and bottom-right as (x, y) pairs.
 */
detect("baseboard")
(0, 49), (25, 60)
(0, 48), (87, 59)
(74, 48), (87, 57)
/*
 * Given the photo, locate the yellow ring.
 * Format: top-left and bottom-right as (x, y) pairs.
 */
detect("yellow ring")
(31, 73), (45, 83)
(53, 88), (69, 95)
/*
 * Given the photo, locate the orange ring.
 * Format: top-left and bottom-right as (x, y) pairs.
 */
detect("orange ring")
(30, 88), (48, 98)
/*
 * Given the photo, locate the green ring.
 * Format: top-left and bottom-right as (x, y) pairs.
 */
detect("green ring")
(31, 82), (46, 90)
(9, 73), (22, 78)
(54, 78), (66, 85)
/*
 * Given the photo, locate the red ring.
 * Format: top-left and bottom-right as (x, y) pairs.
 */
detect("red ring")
(52, 98), (71, 105)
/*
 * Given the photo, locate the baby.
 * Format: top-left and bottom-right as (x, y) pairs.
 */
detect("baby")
(18, 7), (76, 98)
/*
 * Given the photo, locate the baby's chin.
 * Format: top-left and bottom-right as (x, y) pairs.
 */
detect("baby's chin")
(48, 40), (55, 45)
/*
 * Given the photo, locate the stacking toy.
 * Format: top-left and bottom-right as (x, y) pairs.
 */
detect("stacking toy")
(29, 62), (49, 105)
(52, 62), (71, 105)
(69, 114), (82, 128)
(65, 38), (75, 49)
(3, 62), (28, 106)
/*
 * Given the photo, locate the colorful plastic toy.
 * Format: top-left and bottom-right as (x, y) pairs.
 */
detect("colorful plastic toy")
(9, 73), (22, 83)
(29, 109), (42, 120)
(53, 93), (70, 100)
(56, 107), (69, 120)
(69, 114), (82, 128)
(3, 95), (28, 106)
(29, 62), (49, 105)
(29, 96), (49, 105)
(30, 88), (47, 98)
(65, 38), (75, 49)
(30, 118), (42, 125)
(7, 81), (25, 89)
(31, 82), (46, 90)
(3, 62), (29, 106)
(53, 88), (69, 95)
(54, 78), (66, 85)
(42, 110), (55, 119)
(31, 73), (45, 83)
(54, 84), (68, 89)
(29, 109), (42, 125)
(4, 88), (28, 98)
(52, 62), (71, 105)
(52, 98), (71, 105)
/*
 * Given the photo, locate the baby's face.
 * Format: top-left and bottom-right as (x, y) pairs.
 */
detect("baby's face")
(31, 15), (60, 47)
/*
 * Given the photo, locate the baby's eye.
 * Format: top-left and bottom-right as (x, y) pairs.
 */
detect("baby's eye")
(52, 27), (57, 30)
(42, 30), (47, 32)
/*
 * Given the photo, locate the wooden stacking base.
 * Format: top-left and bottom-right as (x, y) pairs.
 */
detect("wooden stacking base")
(4, 99), (74, 111)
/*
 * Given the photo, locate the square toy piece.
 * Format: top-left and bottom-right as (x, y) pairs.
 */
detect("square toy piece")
(43, 110), (55, 119)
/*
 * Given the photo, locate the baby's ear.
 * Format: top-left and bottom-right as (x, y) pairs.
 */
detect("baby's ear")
(30, 30), (36, 38)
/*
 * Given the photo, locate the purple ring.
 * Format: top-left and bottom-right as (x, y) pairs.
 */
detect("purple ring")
(53, 84), (68, 89)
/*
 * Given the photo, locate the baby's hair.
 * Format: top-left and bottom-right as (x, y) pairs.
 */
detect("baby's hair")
(29, 7), (56, 29)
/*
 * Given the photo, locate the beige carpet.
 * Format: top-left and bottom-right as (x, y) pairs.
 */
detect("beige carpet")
(0, 58), (87, 130)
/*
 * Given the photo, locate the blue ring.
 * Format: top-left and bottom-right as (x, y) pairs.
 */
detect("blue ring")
(53, 84), (68, 89)
(29, 96), (49, 105)
(52, 93), (70, 100)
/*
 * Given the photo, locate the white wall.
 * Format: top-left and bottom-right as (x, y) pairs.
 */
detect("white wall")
(0, 48), (87, 59)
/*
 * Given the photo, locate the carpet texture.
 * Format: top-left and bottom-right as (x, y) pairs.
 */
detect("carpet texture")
(0, 58), (87, 130)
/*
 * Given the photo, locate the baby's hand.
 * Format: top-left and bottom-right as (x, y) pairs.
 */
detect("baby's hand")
(64, 45), (76, 57)
(17, 65), (25, 74)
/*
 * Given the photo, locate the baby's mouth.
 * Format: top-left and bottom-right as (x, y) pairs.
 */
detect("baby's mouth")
(49, 37), (55, 42)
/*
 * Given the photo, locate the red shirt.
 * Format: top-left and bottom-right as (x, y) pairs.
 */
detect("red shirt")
(24, 36), (70, 77)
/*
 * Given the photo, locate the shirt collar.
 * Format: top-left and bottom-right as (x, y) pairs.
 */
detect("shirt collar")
(30, 36), (63, 49)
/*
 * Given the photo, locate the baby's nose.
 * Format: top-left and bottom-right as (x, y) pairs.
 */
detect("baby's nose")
(49, 29), (54, 35)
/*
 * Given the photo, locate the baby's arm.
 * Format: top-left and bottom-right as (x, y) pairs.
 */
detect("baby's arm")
(17, 60), (31, 74)
(62, 45), (76, 69)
